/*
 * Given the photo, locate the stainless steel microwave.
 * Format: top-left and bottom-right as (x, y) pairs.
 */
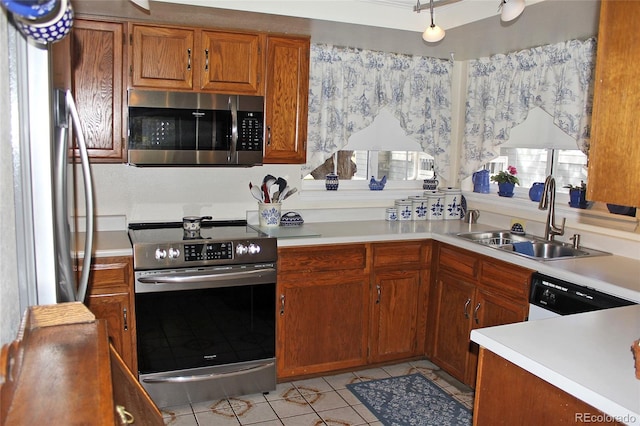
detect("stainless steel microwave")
(127, 90), (264, 167)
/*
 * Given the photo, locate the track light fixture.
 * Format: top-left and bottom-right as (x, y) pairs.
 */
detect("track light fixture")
(415, 0), (445, 43)
(499, 0), (526, 22)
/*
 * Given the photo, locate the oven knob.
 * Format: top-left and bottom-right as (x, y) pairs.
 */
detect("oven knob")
(168, 247), (181, 259)
(236, 244), (249, 255)
(248, 243), (261, 254)
(155, 248), (167, 260)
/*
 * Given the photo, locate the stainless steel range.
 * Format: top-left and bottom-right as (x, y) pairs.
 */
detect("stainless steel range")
(128, 219), (277, 407)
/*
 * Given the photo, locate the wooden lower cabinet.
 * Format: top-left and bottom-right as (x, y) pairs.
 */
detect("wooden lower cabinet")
(276, 241), (431, 379)
(427, 242), (532, 387)
(369, 241), (430, 363)
(474, 348), (623, 425)
(85, 256), (137, 373)
(277, 244), (369, 379)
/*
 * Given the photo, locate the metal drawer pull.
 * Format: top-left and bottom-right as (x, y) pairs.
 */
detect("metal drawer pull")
(142, 362), (275, 383)
(463, 298), (471, 319)
(474, 302), (481, 324)
(280, 294), (285, 315)
(187, 48), (192, 70)
(123, 307), (128, 331)
(138, 268), (274, 284)
(205, 48), (209, 71)
(376, 284), (381, 304)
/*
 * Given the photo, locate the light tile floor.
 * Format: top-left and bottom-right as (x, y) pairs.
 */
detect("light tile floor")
(160, 359), (475, 426)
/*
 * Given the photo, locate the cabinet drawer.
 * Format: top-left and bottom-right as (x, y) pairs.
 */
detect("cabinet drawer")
(87, 257), (133, 294)
(373, 241), (424, 268)
(437, 244), (479, 279)
(278, 244), (367, 273)
(480, 260), (532, 301)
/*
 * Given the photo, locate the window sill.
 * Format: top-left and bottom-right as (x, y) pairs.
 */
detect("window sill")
(300, 180), (425, 202)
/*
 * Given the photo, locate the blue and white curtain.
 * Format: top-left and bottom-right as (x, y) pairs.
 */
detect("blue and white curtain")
(303, 43), (453, 179)
(460, 38), (597, 180)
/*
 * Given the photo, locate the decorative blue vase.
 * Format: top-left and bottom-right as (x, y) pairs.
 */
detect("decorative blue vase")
(528, 182), (544, 202)
(498, 182), (515, 197)
(325, 173), (339, 190)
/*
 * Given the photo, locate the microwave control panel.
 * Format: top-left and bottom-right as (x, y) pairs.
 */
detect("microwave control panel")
(238, 111), (264, 151)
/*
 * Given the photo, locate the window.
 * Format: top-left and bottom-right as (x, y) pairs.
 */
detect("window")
(305, 150), (435, 182)
(488, 148), (587, 193)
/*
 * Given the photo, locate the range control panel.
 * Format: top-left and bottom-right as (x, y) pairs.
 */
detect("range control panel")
(184, 242), (234, 262)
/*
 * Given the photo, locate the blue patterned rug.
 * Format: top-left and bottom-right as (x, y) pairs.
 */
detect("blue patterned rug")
(347, 373), (472, 426)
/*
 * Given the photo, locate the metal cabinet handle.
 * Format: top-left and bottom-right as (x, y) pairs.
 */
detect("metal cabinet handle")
(280, 294), (285, 315)
(463, 298), (471, 319)
(474, 302), (481, 324)
(187, 48), (192, 70)
(267, 126), (272, 146)
(376, 284), (381, 304)
(205, 48), (209, 71)
(116, 405), (134, 424)
(123, 307), (128, 331)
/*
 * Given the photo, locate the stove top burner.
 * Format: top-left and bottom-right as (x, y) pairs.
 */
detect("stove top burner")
(128, 219), (276, 270)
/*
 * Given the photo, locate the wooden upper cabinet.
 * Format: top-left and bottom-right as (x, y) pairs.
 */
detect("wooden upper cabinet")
(263, 35), (310, 164)
(587, 0), (640, 206)
(200, 31), (264, 93)
(52, 19), (125, 161)
(130, 24), (264, 95)
(131, 24), (195, 90)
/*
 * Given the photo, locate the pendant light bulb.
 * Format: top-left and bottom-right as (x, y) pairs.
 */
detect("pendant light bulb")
(423, 24), (445, 43)
(500, 0), (525, 22)
(421, 0), (445, 43)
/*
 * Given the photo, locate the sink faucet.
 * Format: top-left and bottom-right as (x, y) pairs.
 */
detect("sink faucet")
(538, 175), (566, 241)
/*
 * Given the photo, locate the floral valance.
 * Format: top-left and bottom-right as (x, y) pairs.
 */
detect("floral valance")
(303, 43), (453, 180)
(460, 38), (597, 180)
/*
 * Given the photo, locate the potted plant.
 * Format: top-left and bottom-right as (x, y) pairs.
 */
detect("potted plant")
(491, 165), (520, 197)
(564, 181), (587, 208)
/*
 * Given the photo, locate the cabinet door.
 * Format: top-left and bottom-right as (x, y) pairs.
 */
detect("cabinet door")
(131, 25), (195, 90)
(85, 256), (137, 373)
(277, 270), (369, 379)
(466, 288), (529, 386)
(587, 0), (640, 206)
(200, 31), (263, 94)
(263, 35), (310, 164)
(370, 269), (422, 363)
(86, 292), (135, 372)
(52, 20), (125, 161)
(430, 271), (475, 384)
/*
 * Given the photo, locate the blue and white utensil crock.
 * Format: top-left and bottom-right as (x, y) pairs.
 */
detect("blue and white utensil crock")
(440, 187), (462, 220)
(258, 202), (282, 227)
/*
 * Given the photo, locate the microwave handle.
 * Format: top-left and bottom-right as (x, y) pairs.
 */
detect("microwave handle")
(229, 95), (238, 164)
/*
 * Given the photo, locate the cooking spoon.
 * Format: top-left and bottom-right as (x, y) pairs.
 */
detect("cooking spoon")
(249, 182), (263, 202)
(281, 187), (297, 201)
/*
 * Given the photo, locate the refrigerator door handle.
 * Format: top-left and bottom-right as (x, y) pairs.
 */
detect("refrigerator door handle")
(65, 90), (95, 303)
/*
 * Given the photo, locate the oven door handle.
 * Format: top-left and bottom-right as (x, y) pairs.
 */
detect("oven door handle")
(137, 268), (275, 285)
(141, 361), (275, 383)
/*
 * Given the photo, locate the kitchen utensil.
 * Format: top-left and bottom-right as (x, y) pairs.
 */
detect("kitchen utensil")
(281, 187), (297, 201)
(262, 182), (270, 203)
(263, 174), (276, 188)
(275, 177), (287, 194)
(249, 182), (263, 202)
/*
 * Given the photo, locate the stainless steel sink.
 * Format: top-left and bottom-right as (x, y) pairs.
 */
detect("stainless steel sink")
(455, 230), (611, 261)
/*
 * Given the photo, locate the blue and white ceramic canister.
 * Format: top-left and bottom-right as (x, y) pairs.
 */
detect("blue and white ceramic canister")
(385, 208), (398, 221)
(425, 191), (444, 221)
(411, 196), (429, 221)
(440, 187), (462, 220)
(394, 199), (413, 221)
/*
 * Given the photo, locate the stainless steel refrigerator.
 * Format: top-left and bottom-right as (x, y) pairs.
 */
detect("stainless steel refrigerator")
(6, 23), (94, 313)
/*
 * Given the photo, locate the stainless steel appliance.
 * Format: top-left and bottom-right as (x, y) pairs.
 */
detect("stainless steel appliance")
(127, 90), (264, 167)
(528, 272), (635, 320)
(129, 220), (277, 407)
(6, 20), (94, 309)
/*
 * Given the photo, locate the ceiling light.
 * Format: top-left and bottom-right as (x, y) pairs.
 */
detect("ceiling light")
(415, 0), (445, 43)
(499, 0), (525, 22)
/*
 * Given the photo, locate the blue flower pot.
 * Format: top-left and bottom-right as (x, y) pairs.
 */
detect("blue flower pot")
(568, 189), (587, 208)
(528, 182), (544, 202)
(498, 182), (515, 197)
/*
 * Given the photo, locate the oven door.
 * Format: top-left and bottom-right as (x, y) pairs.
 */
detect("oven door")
(134, 264), (276, 407)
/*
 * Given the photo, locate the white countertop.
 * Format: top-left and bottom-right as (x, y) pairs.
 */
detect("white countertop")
(470, 305), (640, 425)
